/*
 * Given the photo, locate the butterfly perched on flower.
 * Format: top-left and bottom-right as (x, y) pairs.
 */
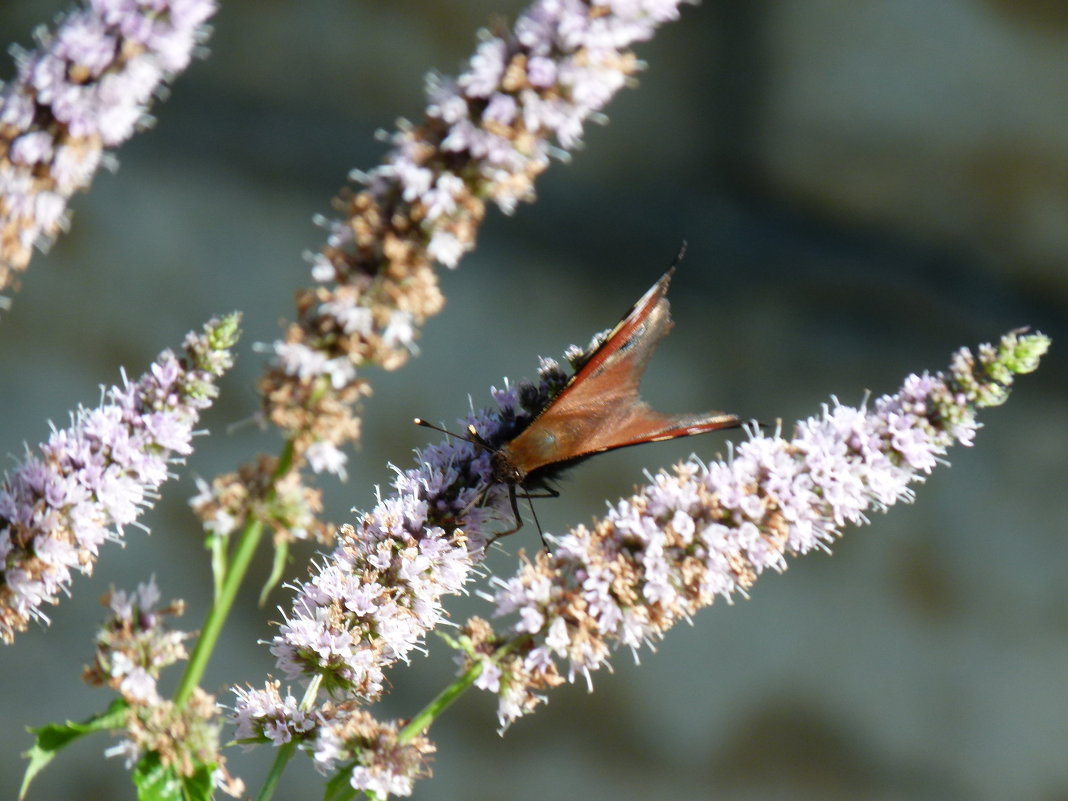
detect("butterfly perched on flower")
(419, 255), (741, 535)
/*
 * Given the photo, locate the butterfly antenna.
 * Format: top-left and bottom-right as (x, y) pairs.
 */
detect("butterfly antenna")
(465, 424), (494, 453)
(413, 417), (473, 444)
(670, 239), (688, 268)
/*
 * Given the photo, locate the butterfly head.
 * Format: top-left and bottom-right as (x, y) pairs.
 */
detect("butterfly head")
(489, 446), (526, 487)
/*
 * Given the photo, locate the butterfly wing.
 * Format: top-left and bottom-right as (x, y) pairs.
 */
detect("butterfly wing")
(501, 268), (739, 476)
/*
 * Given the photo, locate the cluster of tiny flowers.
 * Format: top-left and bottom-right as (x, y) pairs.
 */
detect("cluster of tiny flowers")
(231, 680), (318, 747)
(0, 0), (218, 288)
(259, 361), (570, 700)
(0, 314), (239, 643)
(189, 454), (333, 546)
(83, 577), (189, 704)
(106, 684), (243, 798)
(232, 685), (433, 799)
(230, 360), (574, 789)
(85, 578), (243, 797)
(314, 706), (434, 799)
(260, 0), (694, 477)
(475, 330), (1049, 727)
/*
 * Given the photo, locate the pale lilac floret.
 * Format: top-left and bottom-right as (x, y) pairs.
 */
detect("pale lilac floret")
(86, 577), (194, 710)
(474, 659), (502, 692)
(306, 441), (348, 479)
(231, 682), (318, 746)
(349, 765), (415, 799)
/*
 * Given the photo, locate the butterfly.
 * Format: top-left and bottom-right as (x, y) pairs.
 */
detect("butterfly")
(418, 256), (741, 536)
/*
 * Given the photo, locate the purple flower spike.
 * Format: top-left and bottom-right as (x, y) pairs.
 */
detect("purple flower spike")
(479, 330), (1049, 727)
(259, 359), (572, 700)
(0, 313), (239, 643)
(0, 0), (218, 288)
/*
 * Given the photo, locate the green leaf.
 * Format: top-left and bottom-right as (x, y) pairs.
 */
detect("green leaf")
(259, 540), (290, 607)
(132, 751), (215, 801)
(207, 530), (228, 599)
(132, 753), (181, 801)
(323, 762), (360, 801)
(20, 699), (129, 799)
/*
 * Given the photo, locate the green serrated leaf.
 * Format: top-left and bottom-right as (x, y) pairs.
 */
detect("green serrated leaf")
(20, 699), (129, 799)
(133, 752), (181, 801)
(132, 750), (217, 801)
(179, 761), (216, 801)
(131, 750), (217, 801)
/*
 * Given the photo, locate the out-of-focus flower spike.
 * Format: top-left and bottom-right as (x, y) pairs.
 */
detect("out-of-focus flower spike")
(0, 0), (219, 291)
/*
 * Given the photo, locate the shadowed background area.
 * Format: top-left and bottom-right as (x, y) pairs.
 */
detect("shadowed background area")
(1, 1), (1066, 800)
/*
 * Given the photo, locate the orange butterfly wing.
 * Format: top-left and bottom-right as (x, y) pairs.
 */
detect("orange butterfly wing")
(500, 268), (739, 478)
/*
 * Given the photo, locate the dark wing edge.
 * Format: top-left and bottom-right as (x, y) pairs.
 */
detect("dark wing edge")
(550, 268), (676, 407)
(573, 407), (742, 456)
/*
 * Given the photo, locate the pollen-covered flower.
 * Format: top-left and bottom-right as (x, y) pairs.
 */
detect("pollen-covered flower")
(260, 0), (696, 473)
(475, 330), (1049, 727)
(0, 314), (239, 643)
(0, 0), (218, 288)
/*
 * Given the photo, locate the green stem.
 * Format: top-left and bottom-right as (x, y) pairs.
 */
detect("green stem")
(174, 440), (297, 706)
(174, 516), (264, 706)
(255, 740), (298, 801)
(245, 661), (325, 801)
(397, 660), (484, 745)
(397, 635), (532, 744)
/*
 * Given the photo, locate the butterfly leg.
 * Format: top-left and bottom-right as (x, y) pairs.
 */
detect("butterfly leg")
(489, 485), (559, 548)
(516, 486), (559, 549)
(489, 482), (525, 539)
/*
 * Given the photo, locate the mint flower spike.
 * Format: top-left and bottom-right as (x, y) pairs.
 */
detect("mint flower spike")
(253, 363), (570, 704)
(0, 313), (240, 644)
(229, 367), (569, 780)
(480, 330), (1050, 728)
(261, 0), (697, 476)
(0, 0), (218, 290)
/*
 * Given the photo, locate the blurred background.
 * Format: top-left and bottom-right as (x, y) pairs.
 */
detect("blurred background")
(1, 1), (1066, 799)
